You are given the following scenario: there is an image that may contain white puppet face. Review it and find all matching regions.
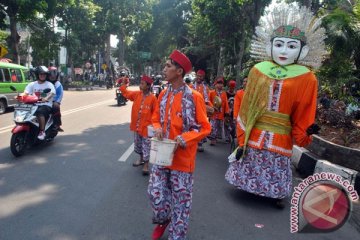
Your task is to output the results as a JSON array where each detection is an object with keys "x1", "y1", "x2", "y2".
[{"x1": 266, "y1": 37, "x2": 309, "y2": 66}]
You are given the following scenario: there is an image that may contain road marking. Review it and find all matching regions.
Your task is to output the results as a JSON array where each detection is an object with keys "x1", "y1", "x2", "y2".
[
  {"x1": 118, "y1": 143, "x2": 134, "y2": 162},
  {"x1": 0, "y1": 126, "x2": 13, "y2": 134},
  {"x1": 0, "y1": 99, "x2": 114, "y2": 134},
  {"x1": 62, "y1": 99, "x2": 113, "y2": 116}
]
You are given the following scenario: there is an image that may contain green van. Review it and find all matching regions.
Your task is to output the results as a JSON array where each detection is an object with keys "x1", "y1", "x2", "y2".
[{"x1": 0, "y1": 62, "x2": 32, "y2": 114}]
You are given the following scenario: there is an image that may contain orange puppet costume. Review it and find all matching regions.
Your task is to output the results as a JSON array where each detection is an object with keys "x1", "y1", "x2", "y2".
[{"x1": 225, "y1": 4, "x2": 328, "y2": 203}]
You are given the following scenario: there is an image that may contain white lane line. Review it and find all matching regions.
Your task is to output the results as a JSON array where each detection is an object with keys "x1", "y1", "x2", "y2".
[
  {"x1": 0, "y1": 126, "x2": 13, "y2": 132},
  {"x1": 62, "y1": 99, "x2": 113, "y2": 116},
  {"x1": 118, "y1": 143, "x2": 134, "y2": 162},
  {"x1": 0, "y1": 99, "x2": 114, "y2": 134}
]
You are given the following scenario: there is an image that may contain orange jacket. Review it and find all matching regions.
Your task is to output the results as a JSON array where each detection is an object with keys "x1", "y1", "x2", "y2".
[
  {"x1": 120, "y1": 85, "x2": 157, "y2": 137},
  {"x1": 233, "y1": 89, "x2": 245, "y2": 120},
  {"x1": 209, "y1": 90, "x2": 229, "y2": 120},
  {"x1": 192, "y1": 82, "x2": 211, "y2": 105},
  {"x1": 152, "y1": 87, "x2": 211, "y2": 173},
  {"x1": 237, "y1": 66, "x2": 317, "y2": 156}
]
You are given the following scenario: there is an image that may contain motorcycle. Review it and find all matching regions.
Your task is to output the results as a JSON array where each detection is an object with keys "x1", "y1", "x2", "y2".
[
  {"x1": 10, "y1": 86, "x2": 58, "y2": 157},
  {"x1": 115, "y1": 88, "x2": 127, "y2": 106},
  {"x1": 106, "y1": 77, "x2": 113, "y2": 89},
  {"x1": 152, "y1": 84, "x2": 162, "y2": 98}
]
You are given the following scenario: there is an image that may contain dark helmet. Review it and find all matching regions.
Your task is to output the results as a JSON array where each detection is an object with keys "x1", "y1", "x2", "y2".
[
  {"x1": 120, "y1": 71, "x2": 127, "y2": 77},
  {"x1": 48, "y1": 66, "x2": 59, "y2": 82},
  {"x1": 35, "y1": 66, "x2": 49, "y2": 79}
]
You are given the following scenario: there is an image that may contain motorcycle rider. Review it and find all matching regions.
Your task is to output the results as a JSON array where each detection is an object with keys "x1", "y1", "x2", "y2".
[
  {"x1": 23, "y1": 66, "x2": 56, "y2": 140},
  {"x1": 152, "y1": 74, "x2": 163, "y2": 97},
  {"x1": 116, "y1": 71, "x2": 129, "y2": 86},
  {"x1": 48, "y1": 66, "x2": 64, "y2": 132}
]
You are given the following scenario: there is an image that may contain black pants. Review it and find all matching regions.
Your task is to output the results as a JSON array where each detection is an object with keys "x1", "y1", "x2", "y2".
[
  {"x1": 52, "y1": 104, "x2": 62, "y2": 126},
  {"x1": 35, "y1": 105, "x2": 52, "y2": 120}
]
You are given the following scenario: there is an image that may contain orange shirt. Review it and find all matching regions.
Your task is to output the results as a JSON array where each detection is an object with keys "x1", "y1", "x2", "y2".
[
  {"x1": 237, "y1": 67, "x2": 317, "y2": 156},
  {"x1": 233, "y1": 89, "x2": 244, "y2": 120},
  {"x1": 152, "y1": 87, "x2": 211, "y2": 173},
  {"x1": 120, "y1": 85, "x2": 157, "y2": 137},
  {"x1": 209, "y1": 90, "x2": 229, "y2": 120}
]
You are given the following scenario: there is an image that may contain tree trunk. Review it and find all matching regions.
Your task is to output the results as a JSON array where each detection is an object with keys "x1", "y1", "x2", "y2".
[
  {"x1": 105, "y1": 34, "x2": 112, "y2": 76},
  {"x1": 235, "y1": 32, "x2": 246, "y2": 83},
  {"x1": 118, "y1": 31, "x2": 125, "y2": 67},
  {"x1": 8, "y1": 14, "x2": 20, "y2": 64},
  {"x1": 217, "y1": 45, "x2": 225, "y2": 76}
]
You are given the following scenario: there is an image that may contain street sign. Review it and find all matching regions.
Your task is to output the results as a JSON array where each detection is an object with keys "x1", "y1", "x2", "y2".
[
  {"x1": 101, "y1": 63, "x2": 107, "y2": 70},
  {"x1": 0, "y1": 45, "x2": 8, "y2": 58},
  {"x1": 139, "y1": 51, "x2": 151, "y2": 60}
]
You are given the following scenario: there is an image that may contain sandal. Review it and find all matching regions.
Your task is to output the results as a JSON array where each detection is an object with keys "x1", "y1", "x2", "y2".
[
  {"x1": 142, "y1": 169, "x2": 150, "y2": 176},
  {"x1": 132, "y1": 160, "x2": 145, "y2": 167},
  {"x1": 142, "y1": 162, "x2": 150, "y2": 175},
  {"x1": 152, "y1": 221, "x2": 170, "y2": 240},
  {"x1": 275, "y1": 199, "x2": 286, "y2": 209}
]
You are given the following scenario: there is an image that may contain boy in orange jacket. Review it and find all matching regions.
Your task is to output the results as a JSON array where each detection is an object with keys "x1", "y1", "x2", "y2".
[
  {"x1": 120, "y1": 75, "x2": 157, "y2": 175},
  {"x1": 149, "y1": 50, "x2": 211, "y2": 240},
  {"x1": 209, "y1": 76, "x2": 230, "y2": 145}
]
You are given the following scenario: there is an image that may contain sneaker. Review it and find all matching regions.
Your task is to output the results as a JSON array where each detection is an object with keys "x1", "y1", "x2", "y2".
[
  {"x1": 37, "y1": 131, "x2": 46, "y2": 140},
  {"x1": 198, "y1": 146, "x2": 204, "y2": 152},
  {"x1": 152, "y1": 221, "x2": 170, "y2": 240}
]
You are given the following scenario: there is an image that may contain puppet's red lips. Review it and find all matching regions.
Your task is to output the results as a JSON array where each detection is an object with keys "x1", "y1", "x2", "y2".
[{"x1": 279, "y1": 57, "x2": 288, "y2": 60}]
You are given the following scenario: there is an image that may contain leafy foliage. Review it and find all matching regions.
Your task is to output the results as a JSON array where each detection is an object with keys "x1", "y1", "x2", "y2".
[{"x1": 316, "y1": 1, "x2": 360, "y2": 102}]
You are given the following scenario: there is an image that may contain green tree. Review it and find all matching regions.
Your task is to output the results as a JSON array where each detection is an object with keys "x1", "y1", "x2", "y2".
[
  {"x1": 128, "y1": 0, "x2": 191, "y2": 75},
  {"x1": 189, "y1": 0, "x2": 271, "y2": 81},
  {"x1": 0, "y1": 0, "x2": 57, "y2": 64},
  {"x1": 316, "y1": 0, "x2": 360, "y2": 101},
  {"x1": 56, "y1": 0, "x2": 100, "y2": 74},
  {"x1": 28, "y1": 17, "x2": 61, "y2": 66},
  {"x1": 92, "y1": 0, "x2": 153, "y2": 75}
]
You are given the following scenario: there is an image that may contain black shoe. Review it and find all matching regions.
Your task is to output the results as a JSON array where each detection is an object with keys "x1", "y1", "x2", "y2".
[
  {"x1": 54, "y1": 125, "x2": 64, "y2": 132},
  {"x1": 275, "y1": 199, "x2": 285, "y2": 209}
]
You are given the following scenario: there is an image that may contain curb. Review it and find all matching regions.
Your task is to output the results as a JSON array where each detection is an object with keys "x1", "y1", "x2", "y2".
[{"x1": 291, "y1": 145, "x2": 360, "y2": 195}]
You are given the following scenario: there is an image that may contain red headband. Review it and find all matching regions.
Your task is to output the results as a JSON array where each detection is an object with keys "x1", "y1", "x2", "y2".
[
  {"x1": 141, "y1": 75, "x2": 153, "y2": 84},
  {"x1": 228, "y1": 80, "x2": 236, "y2": 88},
  {"x1": 169, "y1": 50, "x2": 192, "y2": 74},
  {"x1": 214, "y1": 76, "x2": 224, "y2": 86},
  {"x1": 196, "y1": 69, "x2": 205, "y2": 76}
]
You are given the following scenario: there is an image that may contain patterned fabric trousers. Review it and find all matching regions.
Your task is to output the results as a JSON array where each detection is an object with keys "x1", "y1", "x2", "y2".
[
  {"x1": 148, "y1": 165, "x2": 194, "y2": 240},
  {"x1": 224, "y1": 119, "x2": 236, "y2": 141},
  {"x1": 208, "y1": 119, "x2": 224, "y2": 140},
  {"x1": 134, "y1": 132, "x2": 151, "y2": 162}
]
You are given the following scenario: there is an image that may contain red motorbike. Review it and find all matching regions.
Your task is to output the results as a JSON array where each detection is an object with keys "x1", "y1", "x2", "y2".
[{"x1": 10, "y1": 86, "x2": 58, "y2": 157}]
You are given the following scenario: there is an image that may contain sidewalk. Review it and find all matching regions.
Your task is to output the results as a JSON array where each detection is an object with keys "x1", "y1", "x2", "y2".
[{"x1": 66, "y1": 85, "x2": 107, "y2": 91}]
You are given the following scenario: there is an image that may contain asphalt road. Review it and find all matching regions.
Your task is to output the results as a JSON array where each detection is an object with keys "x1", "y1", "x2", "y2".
[{"x1": 0, "y1": 88, "x2": 359, "y2": 240}]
